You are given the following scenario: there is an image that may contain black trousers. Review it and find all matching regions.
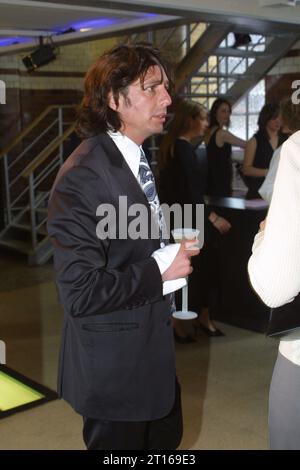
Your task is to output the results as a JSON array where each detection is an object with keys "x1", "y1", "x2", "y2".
[{"x1": 82, "y1": 379, "x2": 183, "y2": 450}]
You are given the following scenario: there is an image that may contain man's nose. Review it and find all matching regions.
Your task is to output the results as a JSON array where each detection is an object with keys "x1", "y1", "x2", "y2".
[{"x1": 160, "y1": 86, "x2": 172, "y2": 106}]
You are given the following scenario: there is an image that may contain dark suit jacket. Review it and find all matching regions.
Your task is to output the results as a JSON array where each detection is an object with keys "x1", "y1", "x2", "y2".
[{"x1": 47, "y1": 133, "x2": 175, "y2": 421}]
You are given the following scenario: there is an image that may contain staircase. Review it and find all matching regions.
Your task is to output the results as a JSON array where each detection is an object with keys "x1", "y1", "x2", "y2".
[
  {"x1": 0, "y1": 105, "x2": 75, "y2": 265},
  {"x1": 182, "y1": 28, "x2": 299, "y2": 109},
  {"x1": 126, "y1": 22, "x2": 299, "y2": 109}
]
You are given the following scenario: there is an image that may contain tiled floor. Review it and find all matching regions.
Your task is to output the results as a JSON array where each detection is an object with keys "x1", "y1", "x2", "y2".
[
  {"x1": 0, "y1": 251, "x2": 54, "y2": 292},
  {"x1": 0, "y1": 252, "x2": 279, "y2": 449}
]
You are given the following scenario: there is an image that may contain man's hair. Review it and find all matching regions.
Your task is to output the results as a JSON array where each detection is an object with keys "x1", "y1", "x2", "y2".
[{"x1": 76, "y1": 43, "x2": 172, "y2": 139}]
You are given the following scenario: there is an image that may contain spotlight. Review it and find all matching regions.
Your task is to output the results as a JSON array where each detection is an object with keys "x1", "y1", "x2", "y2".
[
  {"x1": 232, "y1": 33, "x2": 252, "y2": 49},
  {"x1": 22, "y1": 38, "x2": 56, "y2": 72},
  {"x1": 57, "y1": 27, "x2": 76, "y2": 35}
]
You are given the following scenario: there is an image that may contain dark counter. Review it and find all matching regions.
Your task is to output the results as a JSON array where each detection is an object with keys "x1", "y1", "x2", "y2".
[{"x1": 206, "y1": 196, "x2": 270, "y2": 333}]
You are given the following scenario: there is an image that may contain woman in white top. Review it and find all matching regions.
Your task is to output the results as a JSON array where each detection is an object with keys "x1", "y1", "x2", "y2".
[{"x1": 248, "y1": 129, "x2": 300, "y2": 449}]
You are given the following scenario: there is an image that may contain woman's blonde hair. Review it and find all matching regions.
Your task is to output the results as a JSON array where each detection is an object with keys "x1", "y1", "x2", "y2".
[{"x1": 157, "y1": 98, "x2": 206, "y2": 170}]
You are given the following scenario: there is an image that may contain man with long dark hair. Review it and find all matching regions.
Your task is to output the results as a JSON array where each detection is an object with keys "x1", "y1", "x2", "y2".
[{"x1": 47, "y1": 43, "x2": 199, "y2": 450}]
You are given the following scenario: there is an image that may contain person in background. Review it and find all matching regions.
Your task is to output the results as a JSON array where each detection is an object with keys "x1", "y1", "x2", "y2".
[
  {"x1": 248, "y1": 128, "x2": 300, "y2": 449},
  {"x1": 47, "y1": 43, "x2": 200, "y2": 450},
  {"x1": 204, "y1": 97, "x2": 246, "y2": 198},
  {"x1": 158, "y1": 98, "x2": 231, "y2": 340},
  {"x1": 242, "y1": 102, "x2": 287, "y2": 200},
  {"x1": 259, "y1": 98, "x2": 300, "y2": 203}
]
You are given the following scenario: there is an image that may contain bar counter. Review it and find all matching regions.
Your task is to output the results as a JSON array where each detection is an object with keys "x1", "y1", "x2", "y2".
[{"x1": 205, "y1": 196, "x2": 270, "y2": 333}]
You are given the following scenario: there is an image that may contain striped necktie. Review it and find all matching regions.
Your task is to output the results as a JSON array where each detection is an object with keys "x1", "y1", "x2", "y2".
[
  {"x1": 138, "y1": 148, "x2": 166, "y2": 245},
  {"x1": 138, "y1": 148, "x2": 176, "y2": 313}
]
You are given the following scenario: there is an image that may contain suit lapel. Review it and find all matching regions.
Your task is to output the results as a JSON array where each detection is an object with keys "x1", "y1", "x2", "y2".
[
  {"x1": 96, "y1": 134, "x2": 160, "y2": 245},
  {"x1": 99, "y1": 133, "x2": 148, "y2": 207}
]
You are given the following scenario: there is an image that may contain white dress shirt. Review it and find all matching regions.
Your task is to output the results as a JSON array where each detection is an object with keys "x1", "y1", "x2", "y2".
[{"x1": 108, "y1": 131, "x2": 186, "y2": 295}]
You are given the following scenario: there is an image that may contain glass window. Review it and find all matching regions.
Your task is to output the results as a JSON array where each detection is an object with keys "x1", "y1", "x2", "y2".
[
  {"x1": 248, "y1": 114, "x2": 259, "y2": 139},
  {"x1": 230, "y1": 115, "x2": 247, "y2": 140},
  {"x1": 233, "y1": 98, "x2": 247, "y2": 114},
  {"x1": 249, "y1": 80, "x2": 265, "y2": 113}
]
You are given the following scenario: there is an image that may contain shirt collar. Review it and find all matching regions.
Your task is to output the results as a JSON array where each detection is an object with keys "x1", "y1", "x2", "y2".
[{"x1": 108, "y1": 131, "x2": 142, "y2": 179}]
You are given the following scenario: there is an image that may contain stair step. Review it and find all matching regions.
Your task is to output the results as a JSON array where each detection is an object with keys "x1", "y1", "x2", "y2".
[
  {"x1": 214, "y1": 48, "x2": 269, "y2": 58},
  {"x1": 11, "y1": 222, "x2": 32, "y2": 232},
  {"x1": 28, "y1": 237, "x2": 53, "y2": 266},
  {"x1": 35, "y1": 207, "x2": 48, "y2": 214},
  {"x1": 11, "y1": 222, "x2": 47, "y2": 236},
  {"x1": 193, "y1": 72, "x2": 255, "y2": 80},
  {"x1": 182, "y1": 92, "x2": 226, "y2": 98},
  {"x1": 0, "y1": 238, "x2": 31, "y2": 254}
]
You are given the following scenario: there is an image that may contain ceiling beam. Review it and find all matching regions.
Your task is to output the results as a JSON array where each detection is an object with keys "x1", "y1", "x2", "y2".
[
  {"x1": 0, "y1": 15, "x2": 182, "y2": 56},
  {"x1": 103, "y1": 0, "x2": 300, "y2": 33}
]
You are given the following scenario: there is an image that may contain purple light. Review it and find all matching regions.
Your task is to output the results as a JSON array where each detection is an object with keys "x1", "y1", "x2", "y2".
[
  {"x1": 142, "y1": 13, "x2": 157, "y2": 18},
  {"x1": 59, "y1": 17, "x2": 118, "y2": 33},
  {"x1": 59, "y1": 13, "x2": 160, "y2": 32},
  {"x1": 0, "y1": 37, "x2": 33, "y2": 47},
  {"x1": 0, "y1": 13, "x2": 162, "y2": 48}
]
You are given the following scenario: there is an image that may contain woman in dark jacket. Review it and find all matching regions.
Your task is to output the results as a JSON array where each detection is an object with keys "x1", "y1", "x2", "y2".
[
  {"x1": 205, "y1": 97, "x2": 246, "y2": 197},
  {"x1": 242, "y1": 102, "x2": 286, "y2": 199},
  {"x1": 158, "y1": 99, "x2": 231, "y2": 341}
]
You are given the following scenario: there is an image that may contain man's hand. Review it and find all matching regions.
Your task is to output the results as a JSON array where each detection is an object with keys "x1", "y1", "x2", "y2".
[{"x1": 162, "y1": 239, "x2": 200, "y2": 281}]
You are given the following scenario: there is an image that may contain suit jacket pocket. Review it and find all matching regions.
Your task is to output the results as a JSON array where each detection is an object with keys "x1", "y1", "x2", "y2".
[{"x1": 82, "y1": 322, "x2": 139, "y2": 333}]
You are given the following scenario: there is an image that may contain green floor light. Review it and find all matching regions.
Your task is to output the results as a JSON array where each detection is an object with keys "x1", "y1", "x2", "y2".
[{"x1": 0, "y1": 365, "x2": 57, "y2": 418}]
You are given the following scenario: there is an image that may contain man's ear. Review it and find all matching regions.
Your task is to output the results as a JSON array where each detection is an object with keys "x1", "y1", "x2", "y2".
[{"x1": 108, "y1": 91, "x2": 118, "y2": 111}]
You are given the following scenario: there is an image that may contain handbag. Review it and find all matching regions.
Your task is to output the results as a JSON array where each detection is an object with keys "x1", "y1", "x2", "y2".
[{"x1": 266, "y1": 292, "x2": 300, "y2": 337}]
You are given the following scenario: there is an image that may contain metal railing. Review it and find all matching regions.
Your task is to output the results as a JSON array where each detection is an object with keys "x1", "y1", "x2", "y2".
[
  {"x1": 0, "y1": 105, "x2": 75, "y2": 259},
  {"x1": 21, "y1": 123, "x2": 75, "y2": 248},
  {"x1": 0, "y1": 105, "x2": 75, "y2": 226}
]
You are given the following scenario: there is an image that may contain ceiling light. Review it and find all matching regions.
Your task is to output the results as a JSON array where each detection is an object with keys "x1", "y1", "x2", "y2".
[
  {"x1": 22, "y1": 37, "x2": 56, "y2": 72},
  {"x1": 259, "y1": 0, "x2": 297, "y2": 6}
]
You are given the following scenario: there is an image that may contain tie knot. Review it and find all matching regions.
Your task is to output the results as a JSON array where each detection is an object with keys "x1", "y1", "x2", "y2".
[{"x1": 139, "y1": 148, "x2": 149, "y2": 165}]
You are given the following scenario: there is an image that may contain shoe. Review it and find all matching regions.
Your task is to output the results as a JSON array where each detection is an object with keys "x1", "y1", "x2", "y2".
[
  {"x1": 174, "y1": 332, "x2": 197, "y2": 344},
  {"x1": 197, "y1": 324, "x2": 225, "y2": 337}
]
